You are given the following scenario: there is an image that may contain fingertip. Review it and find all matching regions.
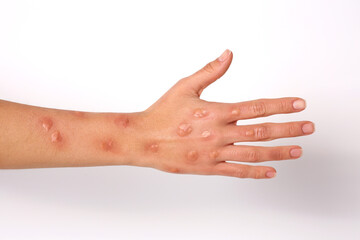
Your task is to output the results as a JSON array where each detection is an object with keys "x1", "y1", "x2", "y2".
[
  {"x1": 293, "y1": 98, "x2": 306, "y2": 110},
  {"x1": 290, "y1": 147, "x2": 303, "y2": 158},
  {"x1": 302, "y1": 122, "x2": 315, "y2": 134},
  {"x1": 265, "y1": 170, "x2": 277, "y2": 178},
  {"x1": 217, "y1": 49, "x2": 232, "y2": 62}
]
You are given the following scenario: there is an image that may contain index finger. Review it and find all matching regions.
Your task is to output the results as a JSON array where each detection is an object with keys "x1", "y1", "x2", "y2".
[{"x1": 224, "y1": 97, "x2": 306, "y2": 123}]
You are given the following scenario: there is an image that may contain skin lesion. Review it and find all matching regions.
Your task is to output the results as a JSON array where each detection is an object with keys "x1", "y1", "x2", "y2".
[
  {"x1": 201, "y1": 130, "x2": 211, "y2": 139},
  {"x1": 101, "y1": 139, "x2": 116, "y2": 152},
  {"x1": 114, "y1": 114, "x2": 130, "y2": 128},
  {"x1": 50, "y1": 130, "x2": 62, "y2": 143},
  {"x1": 231, "y1": 109, "x2": 240, "y2": 116},
  {"x1": 209, "y1": 151, "x2": 219, "y2": 160},
  {"x1": 39, "y1": 117, "x2": 53, "y2": 132},
  {"x1": 193, "y1": 108, "x2": 209, "y2": 118},
  {"x1": 162, "y1": 165, "x2": 180, "y2": 174},
  {"x1": 245, "y1": 130, "x2": 254, "y2": 136},
  {"x1": 176, "y1": 122, "x2": 192, "y2": 137},
  {"x1": 145, "y1": 142, "x2": 159, "y2": 153},
  {"x1": 186, "y1": 150, "x2": 199, "y2": 163},
  {"x1": 70, "y1": 111, "x2": 87, "y2": 119},
  {"x1": 39, "y1": 116, "x2": 65, "y2": 146}
]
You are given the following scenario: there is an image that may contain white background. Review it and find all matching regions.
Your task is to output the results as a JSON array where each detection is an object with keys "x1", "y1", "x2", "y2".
[{"x1": 0, "y1": 0, "x2": 359, "y2": 239}]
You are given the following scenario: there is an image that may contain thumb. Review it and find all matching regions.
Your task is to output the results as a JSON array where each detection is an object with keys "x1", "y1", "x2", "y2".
[{"x1": 181, "y1": 49, "x2": 233, "y2": 97}]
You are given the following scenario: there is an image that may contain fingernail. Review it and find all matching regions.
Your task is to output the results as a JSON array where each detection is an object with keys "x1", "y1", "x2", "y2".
[
  {"x1": 218, "y1": 49, "x2": 231, "y2": 62},
  {"x1": 302, "y1": 123, "x2": 314, "y2": 134},
  {"x1": 266, "y1": 171, "x2": 276, "y2": 178},
  {"x1": 293, "y1": 99, "x2": 306, "y2": 110},
  {"x1": 290, "y1": 148, "x2": 302, "y2": 158}
]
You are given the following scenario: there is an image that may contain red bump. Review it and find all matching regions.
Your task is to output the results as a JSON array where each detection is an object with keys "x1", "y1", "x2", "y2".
[
  {"x1": 209, "y1": 151, "x2": 219, "y2": 160},
  {"x1": 72, "y1": 111, "x2": 86, "y2": 118},
  {"x1": 193, "y1": 108, "x2": 209, "y2": 118},
  {"x1": 40, "y1": 117, "x2": 53, "y2": 132},
  {"x1": 177, "y1": 123, "x2": 192, "y2": 137},
  {"x1": 147, "y1": 143, "x2": 159, "y2": 153},
  {"x1": 187, "y1": 150, "x2": 199, "y2": 163},
  {"x1": 51, "y1": 130, "x2": 62, "y2": 143},
  {"x1": 102, "y1": 139, "x2": 114, "y2": 152},
  {"x1": 114, "y1": 115, "x2": 130, "y2": 128}
]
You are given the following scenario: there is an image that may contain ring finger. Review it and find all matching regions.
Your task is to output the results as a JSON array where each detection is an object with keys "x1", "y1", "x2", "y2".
[{"x1": 223, "y1": 121, "x2": 314, "y2": 144}]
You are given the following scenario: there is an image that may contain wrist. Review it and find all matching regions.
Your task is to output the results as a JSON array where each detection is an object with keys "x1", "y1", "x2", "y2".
[{"x1": 101, "y1": 111, "x2": 150, "y2": 168}]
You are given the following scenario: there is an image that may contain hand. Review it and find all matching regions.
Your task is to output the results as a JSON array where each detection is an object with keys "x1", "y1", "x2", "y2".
[{"x1": 135, "y1": 49, "x2": 315, "y2": 179}]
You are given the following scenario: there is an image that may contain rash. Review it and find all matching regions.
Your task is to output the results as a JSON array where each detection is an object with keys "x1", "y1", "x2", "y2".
[{"x1": 177, "y1": 123, "x2": 192, "y2": 137}]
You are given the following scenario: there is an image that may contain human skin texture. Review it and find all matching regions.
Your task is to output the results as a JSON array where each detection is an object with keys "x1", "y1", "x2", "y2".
[{"x1": 0, "y1": 49, "x2": 315, "y2": 178}]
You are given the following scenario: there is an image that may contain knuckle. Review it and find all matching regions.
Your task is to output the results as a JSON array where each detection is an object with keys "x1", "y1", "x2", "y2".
[
  {"x1": 279, "y1": 100, "x2": 291, "y2": 112},
  {"x1": 271, "y1": 149, "x2": 285, "y2": 160},
  {"x1": 233, "y1": 167, "x2": 248, "y2": 178},
  {"x1": 247, "y1": 150, "x2": 261, "y2": 162},
  {"x1": 288, "y1": 123, "x2": 299, "y2": 136},
  {"x1": 254, "y1": 170, "x2": 262, "y2": 179},
  {"x1": 251, "y1": 101, "x2": 267, "y2": 117},
  {"x1": 202, "y1": 62, "x2": 216, "y2": 74},
  {"x1": 254, "y1": 126, "x2": 270, "y2": 140}
]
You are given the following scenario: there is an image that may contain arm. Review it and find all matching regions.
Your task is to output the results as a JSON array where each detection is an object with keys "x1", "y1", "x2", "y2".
[{"x1": 0, "y1": 49, "x2": 315, "y2": 178}]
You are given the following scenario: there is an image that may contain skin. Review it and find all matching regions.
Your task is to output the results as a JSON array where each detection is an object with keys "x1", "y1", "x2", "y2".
[{"x1": 0, "y1": 49, "x2": 315, "y2": 179}]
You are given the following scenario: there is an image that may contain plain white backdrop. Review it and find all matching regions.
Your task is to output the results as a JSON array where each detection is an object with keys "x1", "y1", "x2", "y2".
[{"x1": 0, "y1": 0, "x2": 359, "y2": 239}]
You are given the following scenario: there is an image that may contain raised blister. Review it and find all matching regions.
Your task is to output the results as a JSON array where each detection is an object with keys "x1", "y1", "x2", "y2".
[
  {"x1": 51, "y1": 131, "x2": 62, "y2": 143},
  {"x1": 40, "y1": 117, "x2": 53, "y2": 132},
  {"x1": 245, "y1": 130, "x2": 254, "y2": 136},
  {"x1": 72, "y1": 111, "x2": 86, "y2": 118},
  {"x1": 209, "y1": 151, "x2": 219, "y2": 160},
  {"x1": 177, "y1": 123, "x2": 192, "y2": 137},
  {"x1": 114, "y1": 115, "x2": 130, "y2": 128},
  {"x1": 201, "y1": 130, "x2": 211, "y2": 138},
  {"x1": 187, "y1": 150, "x2": 199, "y2": 162},
  {"x1": 102, "y1": 139, "x2": 114, "y2": 152},
  {"x1": 148, "y1": 143, "x2": 159, "y2": 153},
  {"x1": 193, "y1": 108, "x2": 209, "y2": 118},
  {"x1": 231, "y1": 109, "x2": 240, "y2": 115}
]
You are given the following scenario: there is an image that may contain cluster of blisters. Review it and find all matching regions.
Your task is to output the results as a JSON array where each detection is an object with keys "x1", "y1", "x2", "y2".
[{"x1": 40, "y1": 117, "x2": 62, "y2": 144}]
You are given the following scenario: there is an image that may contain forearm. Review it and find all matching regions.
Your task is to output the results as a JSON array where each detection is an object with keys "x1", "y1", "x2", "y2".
[{"x1": 0, "y1": 99, "x2": 145, "y2": 169}]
